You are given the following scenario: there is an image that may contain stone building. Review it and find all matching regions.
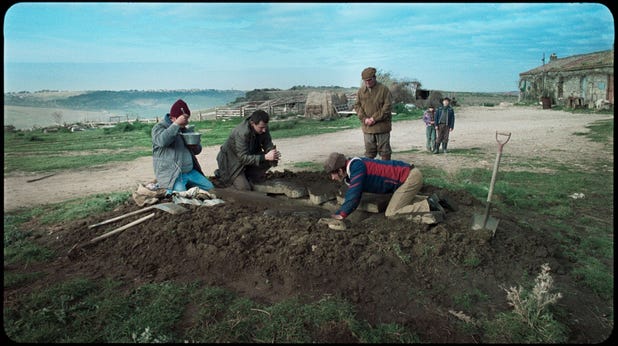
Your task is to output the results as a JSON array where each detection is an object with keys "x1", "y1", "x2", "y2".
[{"x1": 518, "y1": 49, "x2": 613, "y2": 109}]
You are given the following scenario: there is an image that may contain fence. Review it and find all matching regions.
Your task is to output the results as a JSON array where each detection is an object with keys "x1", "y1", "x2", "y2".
[{"x1": 215, "y1": 108, "x2": 244, "y2": 118}]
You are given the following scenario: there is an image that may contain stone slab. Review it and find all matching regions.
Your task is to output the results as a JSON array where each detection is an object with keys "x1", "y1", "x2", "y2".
[
  {"x1": 252, "y1": 179, "x2": 308, "y2": 198},
  {"x1": 336, "y1": 192, "x2": 392, "y2": 213}
]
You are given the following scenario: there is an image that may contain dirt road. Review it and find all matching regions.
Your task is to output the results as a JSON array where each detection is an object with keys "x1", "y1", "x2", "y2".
[{"x1": 3, "y1": 105, "x2": 612, "y2": 212}]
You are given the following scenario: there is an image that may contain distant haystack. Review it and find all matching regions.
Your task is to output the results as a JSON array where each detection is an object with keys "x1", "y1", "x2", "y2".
[{"x1": 304, "y1": 92, "x2": 348, "y2": 120}]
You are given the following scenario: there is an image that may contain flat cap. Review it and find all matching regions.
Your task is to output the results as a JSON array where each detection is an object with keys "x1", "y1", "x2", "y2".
[
  {"x1": 361, "y1": 67, "x2": 376, "y2": 80},
  {"x1": 324, "y1": 152, "x2": 347, "y2": 172}
]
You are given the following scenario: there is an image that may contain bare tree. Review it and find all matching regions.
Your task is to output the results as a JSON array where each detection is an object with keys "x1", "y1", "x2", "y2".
[
  {"x1": 375, "y1": 70, "x2": 418, "y2": 104},
  {"x1": 51, "y1": 111, "x2": 63, "y2": 125}
]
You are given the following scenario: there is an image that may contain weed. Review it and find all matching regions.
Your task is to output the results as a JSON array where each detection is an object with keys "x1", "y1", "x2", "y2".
[
  {"x1": 453, "y1": 288, "x2": 489, "y2": 311},
  {"x1": 485, "y1": 263, "x2": 567, "y2": 343},
  {"x1": 392, "y1": 243, "x2": 411, "y2": 264},
  {"x1": 421, "y1": 244, "x2": 435, "y2": 259},
  {"x1": 131, "y1": 327, "x2": 170, "y2": 343},
  {"x1": 463, "y1": 251, "x2": 482, "y2": 267}
]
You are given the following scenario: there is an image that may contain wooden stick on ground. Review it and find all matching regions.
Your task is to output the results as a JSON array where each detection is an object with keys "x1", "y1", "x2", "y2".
[
  {"x1": 89, "y1": 212, "x2": 155, "y2": 244},
  {"x1": 26, "y1": 173, "x2": 56, "y2": 183}
]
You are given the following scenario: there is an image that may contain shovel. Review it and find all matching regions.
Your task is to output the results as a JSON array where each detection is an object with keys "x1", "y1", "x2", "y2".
[
  {"x1": 472, "y1": 131, "x2": 511, "y2": 236},
  {"x1": 88, "y1": 202, "x2": 188, "y2": 229},
  {"x1": 68, "y1": 202, "x2": 188, "y2": 258}
]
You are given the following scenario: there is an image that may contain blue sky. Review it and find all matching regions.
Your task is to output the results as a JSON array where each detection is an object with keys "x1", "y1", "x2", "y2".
[{"x1": 3, "y1": 2, "x2": 614, "y2": 92}]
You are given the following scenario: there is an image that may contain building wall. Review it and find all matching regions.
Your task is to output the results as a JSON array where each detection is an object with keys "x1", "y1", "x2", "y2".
[{"x1": 519, "y1": 67, "x2": 613, "y2": 108}]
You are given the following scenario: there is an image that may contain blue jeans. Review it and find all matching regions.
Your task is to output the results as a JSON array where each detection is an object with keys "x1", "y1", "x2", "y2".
[{"x1": 166, "y1": 169, "x2": 214, "y2": 195}]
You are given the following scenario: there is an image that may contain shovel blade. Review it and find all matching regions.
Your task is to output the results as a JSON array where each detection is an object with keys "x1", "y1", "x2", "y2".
[
  {"x1": 471, "y1": 213, "x2": 500, "y2": 233},
  {"x1": 153, "y1": 202, "x2": 189, "y2": 215}
]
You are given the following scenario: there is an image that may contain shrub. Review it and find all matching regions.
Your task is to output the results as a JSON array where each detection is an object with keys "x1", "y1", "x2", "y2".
[{"x1": 484, "y1": 263, "x2": 567, "y2": 343}]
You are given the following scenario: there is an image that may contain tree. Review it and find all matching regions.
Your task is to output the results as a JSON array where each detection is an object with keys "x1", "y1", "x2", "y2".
[
  {"x1": 375, "y1": 69, "x2": 419, "y2": 104},
  {"x1": 51, "y1": 111, "x2": 63, "y2": 125}
]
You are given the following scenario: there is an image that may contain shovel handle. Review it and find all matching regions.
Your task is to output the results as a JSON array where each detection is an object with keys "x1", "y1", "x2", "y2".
[
  {"x1": 88, "y1": 205, "x2": 155, "y2": 229},
  {"x1": 89, "y1": 212, "x2": 155, "y2": 244},
  {"x1": 496, "y1": 131, "x2": 511, "y2": 150}
]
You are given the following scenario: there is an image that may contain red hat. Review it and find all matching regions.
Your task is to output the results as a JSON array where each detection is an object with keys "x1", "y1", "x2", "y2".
[{"x1": 170, "y1": 99, "x2": 190, "y2": 118}]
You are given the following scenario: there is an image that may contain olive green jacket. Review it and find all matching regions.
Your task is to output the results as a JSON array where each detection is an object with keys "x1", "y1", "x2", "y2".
[
  {"x1": 216, "y1": 117, "x2": 276, "y2": 186},
  {"x1": 354, "y1": 82, "x2": 393, "y2": 134}
]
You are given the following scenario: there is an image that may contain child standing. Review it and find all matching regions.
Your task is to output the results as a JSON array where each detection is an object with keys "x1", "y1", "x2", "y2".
[{"x1": 422, "y1": 106, "x2": 436, "y2": 152}]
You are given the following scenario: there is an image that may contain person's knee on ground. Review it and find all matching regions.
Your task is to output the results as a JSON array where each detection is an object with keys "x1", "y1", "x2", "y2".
[
  {"x1": 385, "y1": 195, "x2": 430, "y2": 217},
  {"x1": 384, "y1": 168, "x2": 423, "y2": 216},
  {"x1": 185, "y1": 169, "x2": 214, "y2": 191},
  {"x1": 232, "y1": 173, "x2": 252, "y2": 191}
]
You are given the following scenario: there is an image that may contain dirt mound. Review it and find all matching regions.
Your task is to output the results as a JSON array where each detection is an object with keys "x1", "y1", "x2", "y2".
[{"x1": 9, "y1": 170, "x2": 607, "y2": 343}]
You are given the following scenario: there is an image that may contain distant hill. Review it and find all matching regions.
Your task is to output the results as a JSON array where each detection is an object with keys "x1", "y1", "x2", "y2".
[
  {"x1": 4, "y1": 87, "x2": 520, "y2": 130},
  {"x1": 4, "y1": 89, "x2": 246, "y2": 116}
]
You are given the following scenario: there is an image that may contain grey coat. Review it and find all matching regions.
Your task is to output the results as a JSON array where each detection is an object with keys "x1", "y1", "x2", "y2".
[
  {"x1": 216, "y1": 117, "x2": 275, "y2": 186},
  {"x1": 151, "y1": 114, "x2": 203, "y2": 189}
]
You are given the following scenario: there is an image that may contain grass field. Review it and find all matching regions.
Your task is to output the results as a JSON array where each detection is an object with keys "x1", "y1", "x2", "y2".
[{"x1": 3, "y1": 108, "x2": 422, "y2": 174}]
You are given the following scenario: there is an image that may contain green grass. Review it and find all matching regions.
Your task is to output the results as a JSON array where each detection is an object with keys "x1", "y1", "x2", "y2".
[
  {"x1": 291, "y1": 161, "x2": 323, "y2": 171},
  {"x1": 392, "y1": 243, "x2": 412, "y2": 264},
  {"x1": 4, "y1": 271, "x2": 46, "y2": 289},
  {"x1": 4, "y1": 278, "x2": 192, "y2": 343},
  {"x1": 573, "y1": 118, "x2": 613, "y2": 143},
  {"x1": 4, "y1": 214, "x2": 55, "y2": 266},
  {"x1": 453, "y1": 288, "x2": 489, "y2": 311},
  {"x1": 3, "y1": 109, "x2": 422, "y2": 174},
  {"x1": 483, "y1": 308, "x2": 568, "y2": 343},
  {"x1": 462, "y1": 250, "x2": 482, "y2": 268},
  {"x1": 7, "y1": 192, "x2": 131, "y2": 225},
  {"x1": 4, "y1": 276, "x2": 420, "y2": 343}
]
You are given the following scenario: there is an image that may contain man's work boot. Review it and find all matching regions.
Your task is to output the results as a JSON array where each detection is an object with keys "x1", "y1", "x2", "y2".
[
  {"x1": 433, "y1": 143, "x2": 440, "y2": 154},
  {"x1": 427, "y1": 194, "x2": 446, "y2": 218},
  {"x1": 437, "y1": 192, "x2": 458, "y2": 212},
  {"x1": 442, "y1": 142, "x2": 448, "y2": 154},
  {"x1": 380, "y1": 154, "x2": 391, "y2": 161}
]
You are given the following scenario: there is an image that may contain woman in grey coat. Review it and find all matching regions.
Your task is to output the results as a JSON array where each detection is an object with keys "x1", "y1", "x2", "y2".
[
  {"x1": 215, "y1": 110, "x2": 280, "y2": 190},
  {"x1": 152, "y1": 99, "x2": 214, "y2": 194}
]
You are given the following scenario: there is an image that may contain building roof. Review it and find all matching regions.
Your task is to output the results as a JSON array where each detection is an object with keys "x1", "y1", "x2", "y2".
[
  {"x1": 257, "y1": 95, "x2": 307, "y2": 108},
  {"x1": 519, "y1": 49, "x2": 613, "y2": 76}
]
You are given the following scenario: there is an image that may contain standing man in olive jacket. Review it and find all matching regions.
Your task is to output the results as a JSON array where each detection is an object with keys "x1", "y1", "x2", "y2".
[
  {"x1": 215, "y1": 110, "x2": 281, "y2": 190},
  {"x1": 354, "y1": 67, "x2": 394, "y2": 161}
]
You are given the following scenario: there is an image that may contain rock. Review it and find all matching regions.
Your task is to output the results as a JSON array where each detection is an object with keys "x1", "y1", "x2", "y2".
[
  {"x1": 253, "y1": 179, "x2": 307, "y2": 198},
  {"x1": 336, "y1": 192, "x2": 391, "y2": 213}
]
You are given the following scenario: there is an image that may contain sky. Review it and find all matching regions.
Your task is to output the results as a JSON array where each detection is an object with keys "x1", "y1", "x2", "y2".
[{"x1": 3, "y1": 2, "x2": 615, "y2": 93}]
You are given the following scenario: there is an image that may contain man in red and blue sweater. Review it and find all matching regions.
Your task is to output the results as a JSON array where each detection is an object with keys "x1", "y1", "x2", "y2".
[{"x1": 324, "y1": 152, "x2": 436, "y2": 220}]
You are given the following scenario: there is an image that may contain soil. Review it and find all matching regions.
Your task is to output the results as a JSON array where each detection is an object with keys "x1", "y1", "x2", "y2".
[{"x1": 3, "y1": 105, "x2": 614, "y2": 342}]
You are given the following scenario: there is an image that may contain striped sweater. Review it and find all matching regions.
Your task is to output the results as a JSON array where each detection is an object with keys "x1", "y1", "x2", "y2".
[{"x1": 335, "y1": 157, "x2": 412, "y2": 218}]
